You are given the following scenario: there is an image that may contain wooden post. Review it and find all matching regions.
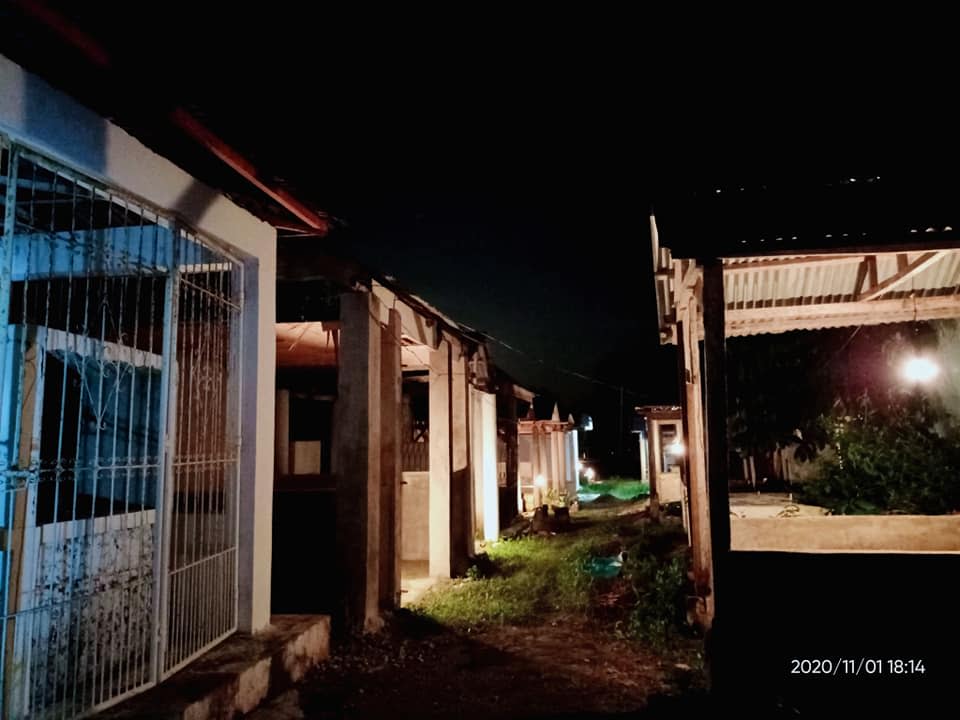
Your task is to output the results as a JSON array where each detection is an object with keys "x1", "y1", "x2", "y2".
[
  {"x1": 701, "y1": 258, "x2": 731, "y2": 696},
  {"x1": 3, "y1": 328, "x2": 43, "y2": 715},
  {"x1": 678, "y1": 302, "x2": 712, "y2": 622},
  {"x1": 702, "y1": 259, "x2": 731, "y2": 566}
]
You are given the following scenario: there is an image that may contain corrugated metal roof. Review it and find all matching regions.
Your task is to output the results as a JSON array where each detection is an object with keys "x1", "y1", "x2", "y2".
[{"x1": 654, "y1": 244, "x2": 960, "y2": 341}]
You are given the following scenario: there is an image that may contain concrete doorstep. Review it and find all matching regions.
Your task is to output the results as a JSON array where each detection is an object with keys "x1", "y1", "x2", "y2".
[{"x1": 99, "y1": 616, "x2": 330, "y2": 720}]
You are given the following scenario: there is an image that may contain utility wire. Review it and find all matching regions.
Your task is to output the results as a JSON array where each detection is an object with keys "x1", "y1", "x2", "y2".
[{"x1": 468, "y1": 327, "x2": 646, "y2": 398}]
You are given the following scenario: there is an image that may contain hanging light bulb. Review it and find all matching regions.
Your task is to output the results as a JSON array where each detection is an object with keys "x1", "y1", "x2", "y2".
[{"x1": 901, "y1": 355, "x2": 940, "y2": 384}]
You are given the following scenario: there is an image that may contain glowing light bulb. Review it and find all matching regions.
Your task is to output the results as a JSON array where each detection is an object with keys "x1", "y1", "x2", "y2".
[
  {"x1": 666, "y1": 440, "x2": 685, "y2": 456},
  {"x1": 901, "y1": 355, "x2": 940, "y2": 384}
]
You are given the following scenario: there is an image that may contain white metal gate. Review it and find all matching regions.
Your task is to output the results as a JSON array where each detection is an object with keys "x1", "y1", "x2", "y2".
[
  {"x1": 0, "y1": 138, "x2": 243, "y2": 718},
  {"x1": 160, "y1": 229, "x2": 242, "y2": 677}
]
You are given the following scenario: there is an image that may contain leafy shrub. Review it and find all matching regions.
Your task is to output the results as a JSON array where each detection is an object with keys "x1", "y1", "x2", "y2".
[
  {"x1": 801, "y1": 393, "x2": 960, "y2": 514},
  {"x1": 623, "y1": 554, "x2": 689, "y2": 647}
]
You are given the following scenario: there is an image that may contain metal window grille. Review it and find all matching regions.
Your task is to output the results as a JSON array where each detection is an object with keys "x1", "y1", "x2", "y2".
[{"x1": 0, "y1": 138, "x2": 244, "y2": 719}]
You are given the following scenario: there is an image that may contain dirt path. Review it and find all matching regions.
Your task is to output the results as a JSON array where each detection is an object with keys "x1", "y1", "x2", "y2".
[
  {"x1": 251, "y1": 612, "x2": 706, "y2": 719},
  {"x1": 252, "y1": 502, "x2": 709, "y2": 718}
]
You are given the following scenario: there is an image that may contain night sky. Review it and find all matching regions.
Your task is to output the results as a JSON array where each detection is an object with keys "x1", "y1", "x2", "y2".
[{"x1": 3, "y1": 3, "x2": 950, "y2": 462}]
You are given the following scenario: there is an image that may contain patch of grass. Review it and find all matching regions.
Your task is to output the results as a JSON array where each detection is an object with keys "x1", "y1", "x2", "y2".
[
  {"x1": 622, "y1": 553, "x2": 689, "y2": 648},
  {"x1": 581, "y1": 476, "x2": 650, "y2": 500},
  {"x1": 413, "y1": 509, "x2": 693, "y2": 652},
  {"x1": 414, "y1": 515, "x2": 617, "y2": 629}
]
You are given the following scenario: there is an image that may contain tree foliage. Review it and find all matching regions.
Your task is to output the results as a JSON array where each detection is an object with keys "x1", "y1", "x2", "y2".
[{"x1": 726, "y1": 331, "x2": 833, "y2": 462}]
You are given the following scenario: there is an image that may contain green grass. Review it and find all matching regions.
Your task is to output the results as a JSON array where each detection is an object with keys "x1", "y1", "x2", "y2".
[
  {"x1": 412, "y1": 507, "x2": 690, "y2": 647},
  {"x1": 580, "y1": 477, "x2": 650, "y2": 501},
  {"x1": 413, "y1": 521, "x2": 605, "y2": 628}
]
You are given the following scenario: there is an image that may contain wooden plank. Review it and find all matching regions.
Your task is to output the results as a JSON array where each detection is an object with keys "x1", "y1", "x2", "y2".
[
  {"x1": 723, "y1": 254, "x2": 865, "y2": 273},
  {"x1": 4, "y1": 330, "x2": 43, "y2": 714},
  {"x1": 727, "y1": 292, "x2": 960, "y2": 326}
]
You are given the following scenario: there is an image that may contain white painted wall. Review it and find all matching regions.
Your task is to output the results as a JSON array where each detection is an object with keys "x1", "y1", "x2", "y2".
[{"x1": 0, "y1": 54, "x2": 277, "y2": 632}]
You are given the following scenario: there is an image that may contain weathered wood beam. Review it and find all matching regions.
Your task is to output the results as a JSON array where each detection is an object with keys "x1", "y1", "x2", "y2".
[
  {"x1": 867, "y1": 255, "x2": 878, "y2": 290},
  {"x1": 853, "y1": 255, "x2": 871, "y2": 298},
  {"x1": 859, "y1": 251, "x2": 944, "y2": 301},
  {"x1": 726, "y1": 293, "x2": 960, "y2": 335},
  {"x1": 701, "y1": 259, "x2": 729, "y2": 633},
  {"x1": 723, "y1": 254, "x2": 865, "y2": 273}
]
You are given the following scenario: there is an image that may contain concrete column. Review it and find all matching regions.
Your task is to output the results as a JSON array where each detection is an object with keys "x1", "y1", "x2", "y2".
[
  {"x1": 478, "y1": 390, "x2": 498, "y2": 541},
  {"x1": 640, "y1": 428, "x2": 650, "y2": 484},
  {"x1": 648, "y1": 420, "x2": 661, "y2": 520},
  {"x1": 429, "y1": 340, "x2": 451, "y2": 577},
  {"x1": 570, "y1": 430, "x2": 580, "y2": 492},
  {"x1": 537, "y1": 427, "x2": 550, "y2": 498},
  {"x1": 470, "y1": 387, "x2": 483, "y2": 537},
  {"x1": 275, "y1": 388, "x2": 290, "y2": 476},
  {"x1": 379, "y1": 308, "x2": 402, "y2": 609},
  {"x1": 564, "y1": 430, "x2": 577, "y2": 494},
  {"x1": 238, "y1": 255, "x2": 275, "y2": 633},
  {"x1": 450, "y1": 342, "x2": 471, "y2": 574},
  {"x1": 332, "y1": 292, "x2": 382, "y2": 632},
  {"x1": 550, "y1": 430, "x2": 565, "y2": 495}
]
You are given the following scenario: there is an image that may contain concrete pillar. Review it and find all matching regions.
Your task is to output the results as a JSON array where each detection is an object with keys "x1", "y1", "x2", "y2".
[
  {"x1": 379, "y1": 308, "x2": 402, "y2": 609},
  {"x1": 640, "y1": 427, "x2": 650, "y2": 484},
  {"x1": 570, "y1": 430, "x2": 580, "y2": 492},
  {"x1": 475, "y1": 390, "x2": 498, "y2": 541},
  {"x1": 332, "y1": 292, "x2": 382, "y2": 632},
  {"x1": 275, "y1": 388, "x2": 290, "y2": 476},
  {"x1": 429, "y1": 340, "x2": 451, "y2": 577},
  {"x1": 550, "y1": 430, "x2": 565, "y2": 495},
  {"x1": 564, "y1": 430, "x2": 577, "y2": 494},
  {"x1": 648, "y1": 419, "x2": 661, "y2": 520},
  {"x1": 238, "y1": 255, "x2": 275, "y2": 634},
  {"x1": 450, "y1": 342, "x2": 471, "y2": 574},
  {"x1": 536, "y1": 426, "x2": 549, "y2": 499},
  {"x1": 470, "y1": 387, "x2": 484, "y2": 537}
]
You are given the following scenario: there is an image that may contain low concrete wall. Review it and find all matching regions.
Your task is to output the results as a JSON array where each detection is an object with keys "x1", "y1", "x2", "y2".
[
  {"x1": 401, "y1": 471, "x2": 429, "y2": 561},
  {"x1": 731, "y1": 515, "x2": 960, "y2": 553},
  {"x1": 101, "y1": 615, "x2": 330, "y2": 720},
  {"x1": 658, "y1": 471, "x2": 683, "y2": 504}
]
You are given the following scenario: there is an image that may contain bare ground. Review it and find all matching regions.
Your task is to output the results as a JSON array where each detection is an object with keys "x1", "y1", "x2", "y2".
[{"x1": 251, "y1": 611, "x2": 708, "y2": 719}]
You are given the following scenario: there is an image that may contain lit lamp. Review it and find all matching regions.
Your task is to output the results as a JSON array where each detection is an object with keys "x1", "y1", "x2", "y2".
[
  {"x1": 534, "y1": 474, "x2": 546, "y2": 506},
  {"x1": 666, "y1": 439, "x2": 685, "y2": 456},
  {"x1": 901, "y1": 355, "x2": 940, "y2": 384}
]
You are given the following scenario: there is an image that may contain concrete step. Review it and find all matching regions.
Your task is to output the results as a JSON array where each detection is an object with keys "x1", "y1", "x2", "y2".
[{"x1": 98, "y1": 615, "x2": 330, "y2": 720}]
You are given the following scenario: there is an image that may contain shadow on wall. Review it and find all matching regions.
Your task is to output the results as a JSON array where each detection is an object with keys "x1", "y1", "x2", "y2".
[{"x1": 22, "y1": 68, "x2": 222, "y2": 224}]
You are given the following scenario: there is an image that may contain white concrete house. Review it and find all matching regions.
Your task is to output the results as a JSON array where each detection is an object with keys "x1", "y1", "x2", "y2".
[{"x1": 0, "y1": 53, "x2": 277, "y2": 718}]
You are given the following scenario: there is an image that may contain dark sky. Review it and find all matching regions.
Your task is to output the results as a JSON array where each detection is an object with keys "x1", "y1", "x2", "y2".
[{"x1": 4, "y1": 2, "x2": 951, "y2": 457}]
